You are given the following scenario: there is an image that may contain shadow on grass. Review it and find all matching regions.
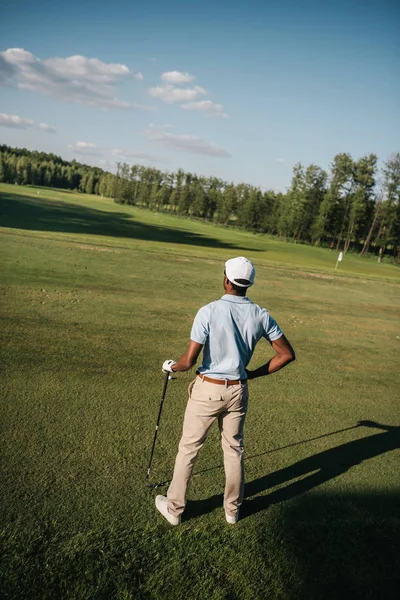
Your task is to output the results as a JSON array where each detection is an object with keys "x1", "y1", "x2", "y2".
[
  {"x1": 257, "y1": 489, "x2": 400, "y2": 600},
  {"x1": 186, "y1": 420, "x2": 399, "y2": 517},
  {"x1": 0, "y1": 191, "x2": 257, "y2": 251},
  {"x1": 183, "y1": 420, "x2": 400, "y2": 598},
  {"x1": 1, "y1": 421, "x2": 399, "y2": 599},
  {"x1": 193, "y1": 423, "x2": 362, "y2": 478}
]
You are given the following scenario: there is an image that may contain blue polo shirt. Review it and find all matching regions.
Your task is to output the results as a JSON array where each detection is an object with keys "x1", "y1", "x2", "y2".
[{"x1": 190, "y1": 294, "x2": 283, "y2": 380}]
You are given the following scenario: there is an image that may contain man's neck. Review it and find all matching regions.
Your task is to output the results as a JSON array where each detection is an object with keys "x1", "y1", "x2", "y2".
[{"x1": 225, "y1": 290, "x2": 247, "y2": 298}]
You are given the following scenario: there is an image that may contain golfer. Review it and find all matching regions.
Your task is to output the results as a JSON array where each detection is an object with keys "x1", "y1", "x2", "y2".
[{"x1": 156, "y1": 257, "x2": 295, "y2": 525}]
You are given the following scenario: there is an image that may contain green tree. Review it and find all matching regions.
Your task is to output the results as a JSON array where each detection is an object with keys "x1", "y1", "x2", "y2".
[
  {"x1": 343, "y1": 154, "x2": 377, "y2": 253},
  {"x1": 329, "y1": 153, "x2": 355, "y2": 249},
  {"x1": 191, "y1": 179, "x2": 207, "y2": 218},
  {"x1": 0, "y1": 153, "x2": 7, "y2": 182},
  {"x1": 157, "y1": 172, "x2": 172, "y2": 208},
  {"x1": 300, "y1": 165, "x2": 327, "y2": 242},
  {"x1": 85, "y1": 172, "x2": 95, "y2": 195},
  {"x1": 260, "y1": 190, "x2": 279, "y2": 233},
  {"x1": 178, "y1": 173, "x2": 193, "y2": 215},
  {"x1": 216, "y1": 184, "x2": 237, "y2": 225},
  {"x1": 374, "y1": 153, "x2": 400, "y2": 261},
  {"x1": 278, "y1": 163, "x2": 306, "y2": 240}
]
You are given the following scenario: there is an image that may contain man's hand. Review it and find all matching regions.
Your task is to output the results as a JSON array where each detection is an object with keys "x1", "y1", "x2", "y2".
[
  {"x1": 162, "y1": 359, "x2": 176, "y2": 373},
  {"x1": 246, "y1": 335, "x2": 295, "y2": 380},
  {"x1": 245, "y1": 368, "x2": 255, "y2": 380}
]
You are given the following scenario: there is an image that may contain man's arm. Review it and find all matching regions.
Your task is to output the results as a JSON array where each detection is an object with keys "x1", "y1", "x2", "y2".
[
  {"x1": 172, "y1": 340, "x2": 203, "y2": 372},
  {"x1": 246, "y1": 335, "x2": 295, "y2": 380}
]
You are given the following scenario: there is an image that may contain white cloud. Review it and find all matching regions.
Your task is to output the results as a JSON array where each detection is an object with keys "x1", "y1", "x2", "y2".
[
  {"x1": 0, "y1": 112, "x2": 34, "y2": 129},
  {"x1": 67, "y1": 141, "x2": 102, "y2": 156},
  {"x1": 143, "y1": 127, "x2": 231, "y2": 157},
  {"x1": 0, "y1": 112, "x2": 57, "y2": 132},
  {"x1": 276, "y1": 158, "x2": 285, "y2": 163},
  {"x1": 0, "y1": 47, "x2": 148, "y2": 110},
  {"x1": 150, "y1": 71, "x2": 228, "y2": 118},
  {"x1": 148, "y1": 84, "x2": 206, "y2": 104},
  {"x1": 161, "y1": 71, "x2": 195, "y2": 84},
  {"x1": 134, "y1": 72, "x2": 144, "y2": 81},
  {"x1": 42, "y1": 52, "x2": 130, "y2": 83},
  {"x1": 111, "y1": 148, "x2": 171, "y2": 164},
  {"x1": 181, "y1": 99, "x2": 228, "y2": 118},
  {"x1": 0, "y1": 54, "x2": 15, "y2": 84},
  {"x1": 37, "y1": 122, "x2": 56, "y2": 133},
  {"x1": 131, "y1": 103, "x2": 158, "y2": 112}
]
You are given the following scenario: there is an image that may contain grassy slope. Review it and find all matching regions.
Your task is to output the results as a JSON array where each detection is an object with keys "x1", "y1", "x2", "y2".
[{"x1": 1, "y1": 183, "x2": 399, "y2": 599}]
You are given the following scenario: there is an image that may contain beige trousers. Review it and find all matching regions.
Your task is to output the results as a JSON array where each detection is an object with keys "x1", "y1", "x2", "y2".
[{"x1": 167, "y1": 376, "x2": 248, "y2": 518}]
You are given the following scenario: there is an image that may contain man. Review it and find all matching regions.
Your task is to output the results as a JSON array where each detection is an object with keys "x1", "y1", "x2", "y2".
[{"x1": 156, "y1": 256, "x2": 295, "y2": 525}]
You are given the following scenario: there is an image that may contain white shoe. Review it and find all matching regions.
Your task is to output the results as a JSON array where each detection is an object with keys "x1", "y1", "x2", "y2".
[
  {"x1": 225, "y1": 511, "x2": 239, "y2": 524},
  {"x1": 155, "y1": 495, "x2": 181, "y2": 526}
]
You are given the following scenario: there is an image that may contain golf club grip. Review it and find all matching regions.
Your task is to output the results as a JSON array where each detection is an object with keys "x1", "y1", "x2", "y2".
[{"x1": 162, "y1": 369, "x2": 170, "y2": 396}]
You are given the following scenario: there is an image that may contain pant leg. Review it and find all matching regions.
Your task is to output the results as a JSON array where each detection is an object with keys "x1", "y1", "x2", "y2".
[
  {"x1": 218, "y1": 383, "x2": 248, "y2": 517},
  {"x1": 167, "y1": 378, "x2": 222, "y2": 517}
]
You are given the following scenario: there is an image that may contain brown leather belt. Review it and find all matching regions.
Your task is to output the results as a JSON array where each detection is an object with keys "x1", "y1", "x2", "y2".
[{"x1": 196, "y1": 372, "x2": 247, "y2": 386}]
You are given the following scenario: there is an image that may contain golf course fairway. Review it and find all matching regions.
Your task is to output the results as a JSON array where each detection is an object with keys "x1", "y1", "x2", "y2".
[{"x1": 1, "y1": 183, "x2": 399, "y2": 599}]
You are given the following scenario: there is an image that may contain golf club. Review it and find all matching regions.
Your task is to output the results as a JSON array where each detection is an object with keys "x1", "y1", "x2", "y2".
[{"x1": 146, "y1": 370, "x2": 170, "y2": 488}]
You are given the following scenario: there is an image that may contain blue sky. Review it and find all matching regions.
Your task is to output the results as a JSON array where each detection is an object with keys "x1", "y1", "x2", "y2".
[{"x1": 0, "y1": 0, "x2": 399, "y2": 190}]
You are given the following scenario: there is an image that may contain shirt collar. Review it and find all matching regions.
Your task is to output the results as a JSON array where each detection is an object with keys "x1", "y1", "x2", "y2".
[{"x1": 221, "y1": 294, "x2": 251, "y2": 303}]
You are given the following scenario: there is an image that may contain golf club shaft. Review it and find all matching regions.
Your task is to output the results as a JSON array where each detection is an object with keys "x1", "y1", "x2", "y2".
[{"x1": 146, "y1": 371, "x2": 170, "y2": 480}]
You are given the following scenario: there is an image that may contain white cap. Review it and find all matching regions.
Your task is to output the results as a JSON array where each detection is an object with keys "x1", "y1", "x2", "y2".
[{"x1": 225, "y1": 257, "x2": 255, "y2": 288}]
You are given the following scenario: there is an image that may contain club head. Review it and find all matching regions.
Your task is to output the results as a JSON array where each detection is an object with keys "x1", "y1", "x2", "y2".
[{"x1": 146, "y1": 480, "x2": 168, "y2": 489}]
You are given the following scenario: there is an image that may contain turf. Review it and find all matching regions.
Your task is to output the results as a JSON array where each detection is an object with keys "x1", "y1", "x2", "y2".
[{"x1": 1, "y1": 183, "x2": 399, "y2": 599}]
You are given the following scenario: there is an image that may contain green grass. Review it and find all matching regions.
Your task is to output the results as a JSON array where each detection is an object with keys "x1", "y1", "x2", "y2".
[{"x1": 1, "y1": 183, "x2": 399, "y2": 599}]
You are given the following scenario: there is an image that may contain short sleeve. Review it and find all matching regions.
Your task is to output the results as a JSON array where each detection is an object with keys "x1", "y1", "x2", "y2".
[
  {"x1": 262, "y1": 311, "x2": 283, "y2": 342},
  {"x1": 190, "y1": 305, "x2": 210, "y2": 345}
]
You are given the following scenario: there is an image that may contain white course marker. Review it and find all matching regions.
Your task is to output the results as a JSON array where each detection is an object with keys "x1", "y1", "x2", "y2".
[{"x1": 335, "y1": 251, "x2": 343, "y2": 270}]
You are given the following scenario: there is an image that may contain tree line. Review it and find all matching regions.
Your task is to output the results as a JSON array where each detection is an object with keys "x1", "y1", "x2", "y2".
[
  {"x1": 1, "y1": 144, "x2": 399, "y2": 261},
  {"x1": 0, "y1": 145, "x2": 112, "y2": 197}
]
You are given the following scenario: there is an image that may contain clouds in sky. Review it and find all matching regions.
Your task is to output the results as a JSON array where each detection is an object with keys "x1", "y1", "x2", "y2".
[
  {"x1": 149, "y1": 71, "x2": 228, "y2": 118},
  {"x1": 67, "y1": 141, "x2": 102, "y2": 156},
  {"x1": 161, "y1": 71, "x2": 195, "y2": 83},
  {"x1": 148, "y1": 84, "x2": 206, "y2": 104},
  {"x1": 1, "y1": 48, "x2": 231, "y2": 164},
  {"x1": 66, "y1": 129, "x2": 231, "y2": 163},
  {"x1": 0, "y1": 112, "x2": 55, "y2": 133},
  {"x1": 111, "y1": 148, "x2": 171, "y2": 164},
  {"x1": 0, "y1": 113, "x2": 33, "y2": 129},
  {"x1": 0, "y1": 53, "x2": 15, "y2": 84},
  {"x1": 111, "y1": 148, "x2": 171, "y2": 165},
  {"x1": 37, "y1": 123, "x2": 56, "y2": 133},
  {"x1": 143, "y1": 126, "x2": 231, "y2": 157},
  {"x1": 66, "y1": 142, "x2": 172, "y2": 165},
  {"x1": 0, "y1": 48, "x2": 144, "y2": 110},
  {"x1": 181, "y1": 100, "x2": 228, "y2": 118}
]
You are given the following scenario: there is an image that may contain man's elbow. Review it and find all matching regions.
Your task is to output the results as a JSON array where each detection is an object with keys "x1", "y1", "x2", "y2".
[
  {"x1": 286, "y1": 348, "x2": 296, "y2": 363},
  {"x1": 188, "y1": 356, "x2": 199, "y2": 370}
]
